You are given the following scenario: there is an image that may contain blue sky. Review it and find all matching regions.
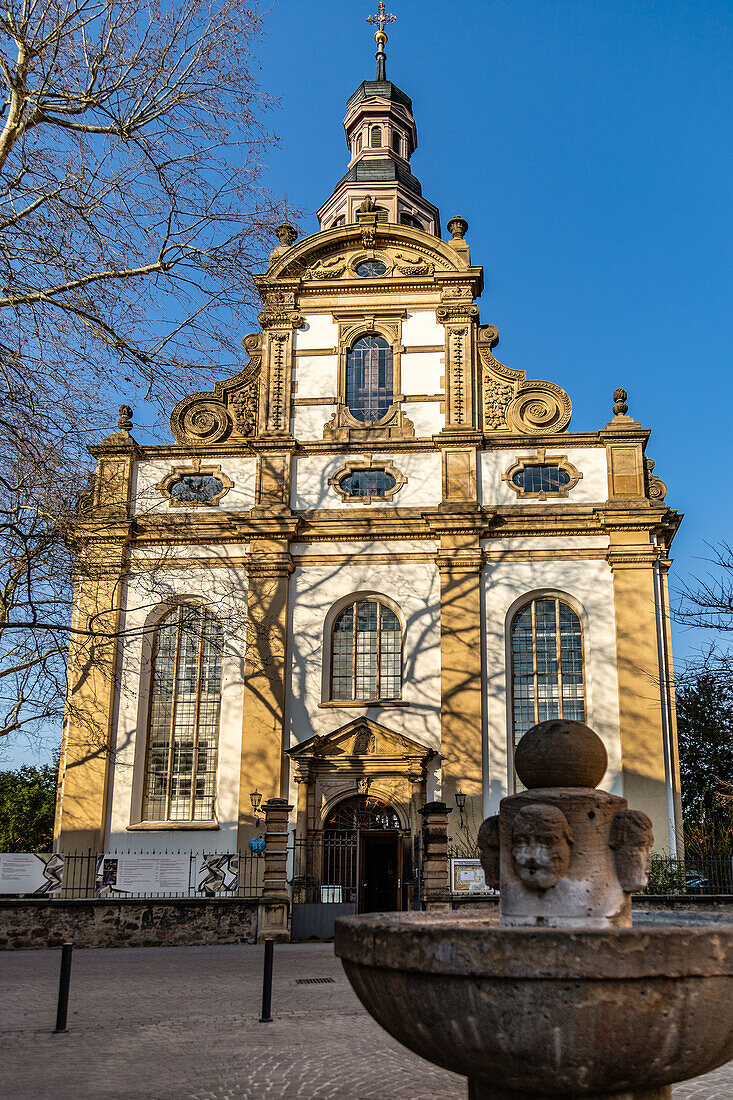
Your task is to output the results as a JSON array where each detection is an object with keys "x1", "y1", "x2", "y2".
[{"x1": 4, "y1": 0, "x2": 731, "y2": 767}]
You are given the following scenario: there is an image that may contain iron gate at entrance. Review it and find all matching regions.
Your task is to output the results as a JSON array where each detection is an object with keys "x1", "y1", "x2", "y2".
[{"x1": 290, "y1": 795, "x2": 413, "y2": 940}]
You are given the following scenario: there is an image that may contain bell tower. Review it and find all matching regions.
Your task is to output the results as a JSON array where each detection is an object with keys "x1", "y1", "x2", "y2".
[{"x1": 317, "y1": 4, "x2": 440, "y2": 234}]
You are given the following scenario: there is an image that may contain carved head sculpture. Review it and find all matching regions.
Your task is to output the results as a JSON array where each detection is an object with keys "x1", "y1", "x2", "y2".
[
  {"x1": 609, "y1": 809, "x2": 654, "y2": 893},
  {"x1": 511, "y1": 804, "x2": 574, "y2": 891},
  {"x1": 477, "y1": 815, "x2": 500, "y2": 890}
]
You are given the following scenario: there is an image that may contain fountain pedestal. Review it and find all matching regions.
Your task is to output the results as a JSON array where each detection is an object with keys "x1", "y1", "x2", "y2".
[{"x1": 335, "y1": 721, "x2": 733, "y2": 1098}]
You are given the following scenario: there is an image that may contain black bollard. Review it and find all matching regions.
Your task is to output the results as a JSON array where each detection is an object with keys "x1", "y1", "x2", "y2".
[
  {"x1": 259, "y1": 938, "x2": 274, "y2": 1023},
  {"x1": 53, "y1": 942, "x2": 73, "y2": 1033}
]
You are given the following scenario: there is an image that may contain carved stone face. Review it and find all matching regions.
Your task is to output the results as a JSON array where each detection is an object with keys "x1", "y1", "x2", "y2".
[
  {"x1": 511, "y1": 804, "x2": 574, "y2": 891},
  {"x1": 610, "y1": 810, "x2": 654, "y2": 893},
  {"x1": 477, "y1": 815, "x2": 500, "y2": 890}
]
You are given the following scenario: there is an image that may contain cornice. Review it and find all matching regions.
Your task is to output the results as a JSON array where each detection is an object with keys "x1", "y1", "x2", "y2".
[
  {"x1": 88, "y1": 439, "x2": 141, "y2": 458},
  {"x1": 598, "y1": 426, "x2": 651, "y2": 444},
  {"x1": 244, "y1": 555, "x2": 295, "y2": 579},
  {"x1": 121, "y1": 500, "x2": 684, "y2": 550},
  {"x1": 123, "y1": 430, "x2": 623, "y2": 463}
]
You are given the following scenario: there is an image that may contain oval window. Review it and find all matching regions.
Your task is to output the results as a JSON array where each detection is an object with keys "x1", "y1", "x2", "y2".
[
  {"x1": 170, "y1": 474, "x2": 224, "y2": 504},
  {"x1": 511, "y1": 465, "x2": 571, "y2": 494},
  {"x1": 355, "y1": 260, "x2": 387, "y2": 278},
  {"x1": 340, "y1": 469, "x2": 397, "y2": 498}
]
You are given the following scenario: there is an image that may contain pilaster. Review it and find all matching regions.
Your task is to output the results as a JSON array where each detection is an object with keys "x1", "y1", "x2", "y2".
[
  {"x1": 606, "y1": 525, "x2": 678, "y2": 853},
  {"x1": 256, "y1": 290, "x2": 302, "y2": 439},
  {"x1": 237, "y1": 540, "x2": 295, "y2": 851},
  {"x1": 56, "y1": 425, "x2": 137, "y2": 853},
  {"x1": 436, "y1": 300, "x2": 481, "y2": 434},
  {"x1": 431, "y1": 517, "x2": 485, "y2": 841}
]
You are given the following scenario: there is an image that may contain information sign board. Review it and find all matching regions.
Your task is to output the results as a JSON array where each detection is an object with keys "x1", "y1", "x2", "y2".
[
  {"x1": 96, "y1": 854, "x2": 191, "y2": 896},
  {"x1": 450, "y1": 857, "x2": 496, "y2": 895},
  {"x1": 0, "y1": 853, "x2": 64, "y2": 894}
]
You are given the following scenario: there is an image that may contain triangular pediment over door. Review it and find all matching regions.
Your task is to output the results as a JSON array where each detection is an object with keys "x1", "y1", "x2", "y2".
[{"x1": 287, "y1": 717, "x2": 437, "y2": 835}]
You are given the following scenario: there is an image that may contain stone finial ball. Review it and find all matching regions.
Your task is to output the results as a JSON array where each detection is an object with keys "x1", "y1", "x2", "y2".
[{"x1": 514, "y1": 720, "x2": 608, "y2": 790}]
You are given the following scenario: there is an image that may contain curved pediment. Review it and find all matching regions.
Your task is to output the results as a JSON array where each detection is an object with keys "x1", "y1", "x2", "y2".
[
  {"x1": 265, "y1": 222, "x2": 476, "y2": 284},
  {"x1": 169, "y1": 333, "x2": 261, "y2": 447}
]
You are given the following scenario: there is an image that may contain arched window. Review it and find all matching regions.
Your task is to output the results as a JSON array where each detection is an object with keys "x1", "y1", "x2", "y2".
[
  {"x1": 370, "y1": 125, "x2": 382, "y2": 147},
  {"x1": 345, "y1": 335, "x2": 393, "y2": 422},
  {"x1": 142, "y1": 605, "x2": 224, "y2": 822},
  {"x1": 355, "y1": 133, "x2": 363, "y2": 154},
  {"x1": 511, "y1": 597, "x2": 585, "y2": 746},
  {"x1": 400, "y1": 212, "x2": 423, "y2": 229},
  {"x1": 391, "y1": 130, "x2": 401, "y2": 155},
  {"x1": 331, "y1": 599, "x2": 401, "y2": 701}
]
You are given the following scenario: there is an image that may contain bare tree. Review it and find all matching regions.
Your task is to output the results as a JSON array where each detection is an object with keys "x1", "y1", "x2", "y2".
[
  {"x1": 0, "y1": 0, "x2": 291, "y2": 750},
  {"x1": 676, "y1": 542, "x2": 733, "y2": 689},
  {"x1": 0, "y1": 0, "x2": 289, "y2": 422}
]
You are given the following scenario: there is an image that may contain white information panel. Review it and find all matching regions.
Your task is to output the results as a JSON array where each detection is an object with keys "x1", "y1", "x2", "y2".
[
  {"x1": 195, "y1": 854, "x2": 240, "y2": 895},
  {"x1": 0, "y1": 853, "x2": 64, "y2": 894},
  {"x1": 450, "y1": 858, "x2": 496, "y2": 895},
  {"x1": 96, "y1": 854, "x2": 191, "y2": 896}
]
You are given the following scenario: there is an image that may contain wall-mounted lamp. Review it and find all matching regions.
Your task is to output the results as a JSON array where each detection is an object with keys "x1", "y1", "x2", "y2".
[
  {"x1": 250, "y1": 789, "x2": 262, "y2": 825},
  {"x1": 455, "y1": 790, "x2": 467, "y2": 828}
]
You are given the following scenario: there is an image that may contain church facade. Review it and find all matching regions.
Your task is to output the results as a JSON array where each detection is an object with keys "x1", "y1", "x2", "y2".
[{"x1": 55, "y1": 28, "x2": 684, "y2": 900}]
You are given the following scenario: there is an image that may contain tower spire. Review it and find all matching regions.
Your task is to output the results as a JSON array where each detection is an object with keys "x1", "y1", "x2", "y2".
[{"x1": 367, "y1": 2, "x2": 396, "y2": 81}]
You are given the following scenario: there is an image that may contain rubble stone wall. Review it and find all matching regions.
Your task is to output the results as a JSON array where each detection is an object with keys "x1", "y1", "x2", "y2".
[{"x1": 0, "y1": 898, "x2": 257, "y2": 949}]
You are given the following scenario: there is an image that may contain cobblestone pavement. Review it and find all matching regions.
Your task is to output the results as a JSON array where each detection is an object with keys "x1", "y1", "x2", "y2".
[{"x1": 1, "y1": 942, "x2": 731, "y2": 1099}]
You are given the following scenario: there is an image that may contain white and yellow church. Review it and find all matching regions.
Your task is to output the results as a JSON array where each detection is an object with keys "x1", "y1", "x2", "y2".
[{"x1": 55, "y1": 12, "x2": 683, "y2": 912}]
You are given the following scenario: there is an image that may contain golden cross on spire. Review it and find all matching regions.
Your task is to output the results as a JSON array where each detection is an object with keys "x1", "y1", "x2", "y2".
[{"x1": 367, "y1": 2, "x2": 396, "y2": 41}]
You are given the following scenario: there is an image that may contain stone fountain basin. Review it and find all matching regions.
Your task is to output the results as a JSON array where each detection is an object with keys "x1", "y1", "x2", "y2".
[{"x1": 335, "y1": 911, "x2": 733, "y2": 1097}]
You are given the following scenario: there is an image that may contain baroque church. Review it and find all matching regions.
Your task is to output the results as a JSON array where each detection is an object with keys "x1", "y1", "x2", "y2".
[{"x1": 55, "y1": 10, "x2": 683, "y2": 912}]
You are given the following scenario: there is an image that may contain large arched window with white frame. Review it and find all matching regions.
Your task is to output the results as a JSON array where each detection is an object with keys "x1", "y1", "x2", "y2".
[
  {"x1": 510, "y1": 597, "x2": 585, "y2": 747},
  {"x1": 142, "y1": 604, "x2": 224, "y2": 822},
  {"x1": 331, "y1": 598, "x2": 402, "y2": 702}
]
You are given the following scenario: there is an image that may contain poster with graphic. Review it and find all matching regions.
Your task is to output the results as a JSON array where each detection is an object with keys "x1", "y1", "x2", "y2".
[
  {"x1": 0, "y1": 853, "x2": 64, "y2": 894},
  {"x1": 450, "y1": 858, "x2": 496, "y2": 895},
  {"x1": 96, "y1": 854, "x2": 191, "y2": 896},
  {"x1": 196, "y1": 854, "x2": 240, "y2": 896}
]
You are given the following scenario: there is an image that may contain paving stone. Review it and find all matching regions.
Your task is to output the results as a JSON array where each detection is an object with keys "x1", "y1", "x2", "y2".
[{"x1": 0, "y1": 942, "x2": 730, "y2": 1098}]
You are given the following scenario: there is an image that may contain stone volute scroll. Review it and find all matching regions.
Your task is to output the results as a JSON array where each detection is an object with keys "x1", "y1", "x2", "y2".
[
  {"x1": 169, "y1": 333, "x2": 263, "y2": 446},
  {"x1": 496, "y1": 719, "x2": 653, "y2": 929},
  {"x1": 477, "y1": 325, "x2": 572, "y2": 435}
]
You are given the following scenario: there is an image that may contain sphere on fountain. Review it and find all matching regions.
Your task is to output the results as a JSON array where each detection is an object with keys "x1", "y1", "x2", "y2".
[{"x1": 515, "y1": 719, "x2": 607, "y2": 790}]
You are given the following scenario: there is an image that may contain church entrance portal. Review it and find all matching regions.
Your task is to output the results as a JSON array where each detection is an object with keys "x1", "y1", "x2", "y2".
[{"x1": 324, "y1": 795, "x2": 403, "y2": 915}]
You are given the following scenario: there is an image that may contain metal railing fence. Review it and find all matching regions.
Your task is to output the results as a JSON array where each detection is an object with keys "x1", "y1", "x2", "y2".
[
  {"x1": 1, "y1": 849, "x2": 264, "y2": 900},
  {"x1": 448, "y1": 848, "x2": 733, "y2": 897},
  {"x1": 643, "y1": 856, "x2": 733, "y2": 896},
  {"x1": 291, "y1": 833, "x2": 358, "y2": 905}
]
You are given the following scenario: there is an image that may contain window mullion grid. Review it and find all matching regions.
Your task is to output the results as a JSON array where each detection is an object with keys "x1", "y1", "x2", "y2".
[
  {"x1": 376, "y1": 602, "x2": 382, "y2": 700},
  {"x1": 351, "y1": 603, "x2": 358, "y2": 701},
  {"x1": 531, "y1": 599, "x2": 539, "y2": 726},
  {"x1": 165, "y1": 607, "x2": 184, "y2": 821},
  {"x1": 555, "y1": 597, "x2": 564, "y2": 720},
  {"x1": 188, "y1": 610, "x2": 207, "y2": 821}
]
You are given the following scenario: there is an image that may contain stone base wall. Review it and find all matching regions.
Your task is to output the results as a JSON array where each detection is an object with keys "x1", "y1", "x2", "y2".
[{"x1": 0, "y1": 898, "x2": 258, "y2": 950}]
